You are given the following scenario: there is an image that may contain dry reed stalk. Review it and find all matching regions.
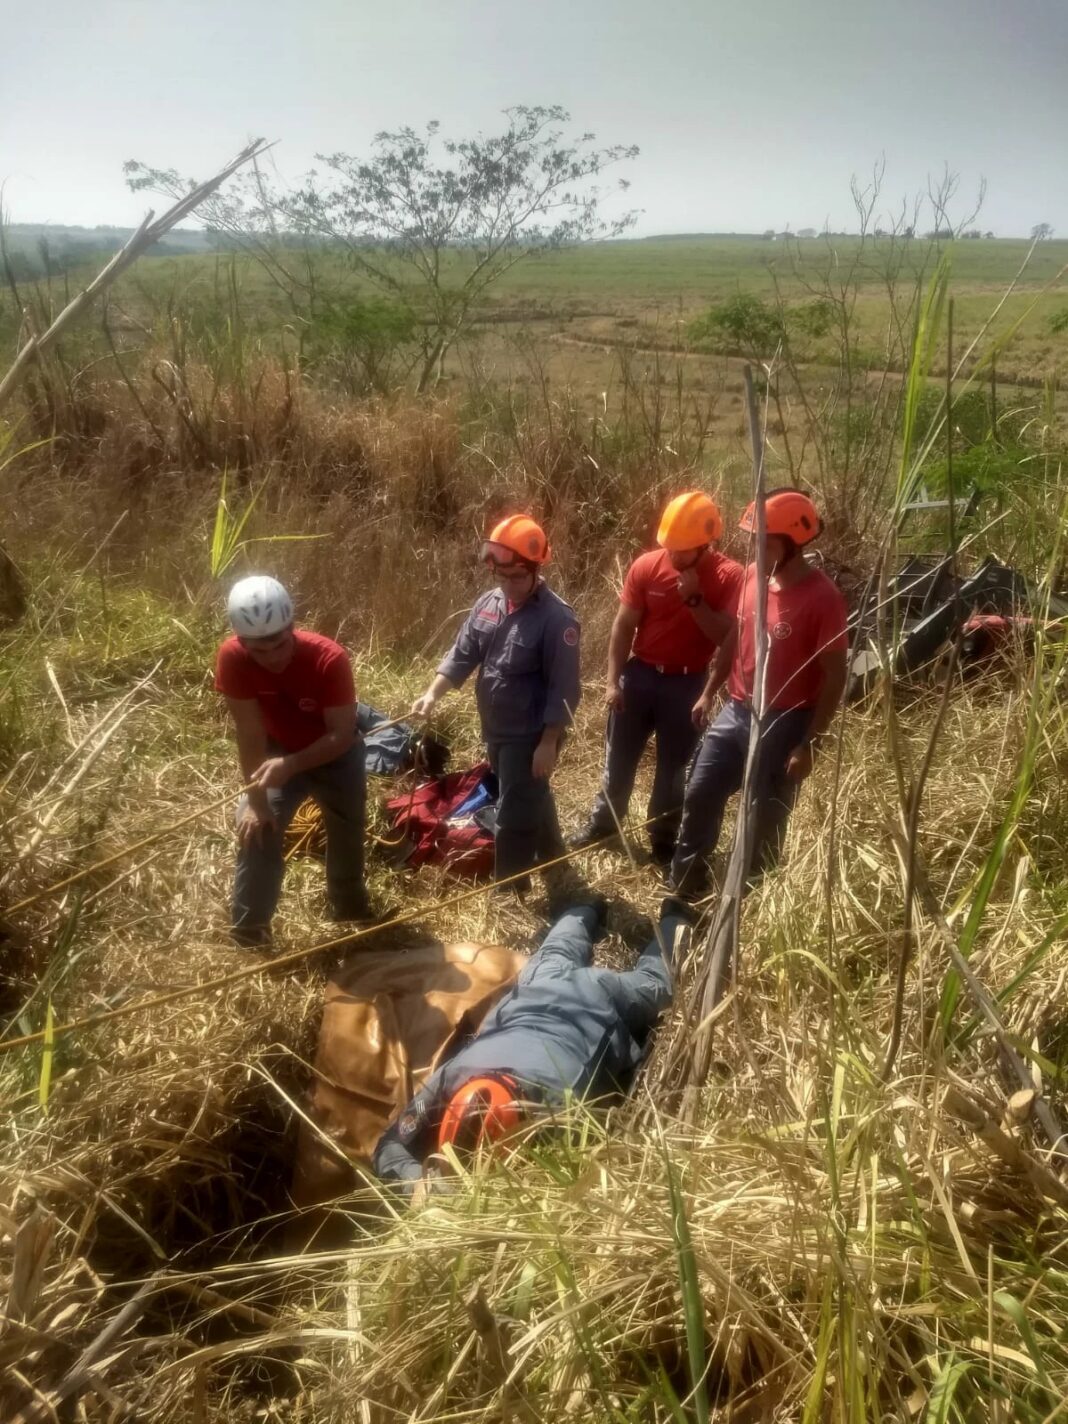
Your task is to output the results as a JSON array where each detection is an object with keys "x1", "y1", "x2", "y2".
[
  {"x1": 0, "y1": 141, "x2": 270, "y2": 417},
  {"x1": 685, "y1": 363, "x2": 771, "y2": 1100},
  {"x1": 16, "y1": 667, "x2": 156, "y2": 863}
]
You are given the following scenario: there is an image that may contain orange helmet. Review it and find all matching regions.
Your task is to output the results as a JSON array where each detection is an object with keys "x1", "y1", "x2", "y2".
[
  {"x1": 483, "y1": 515, "x2": 550, "y2": 567},
  {"x1": 656, "y1": 491, "x2": 724, "y2": 551},
  {"x1": 438, "y1": 1074, "x2": 523, "y2": 1155},
  {"x1": 739, "y1": 487, "x2": 822, "y2": 546}
]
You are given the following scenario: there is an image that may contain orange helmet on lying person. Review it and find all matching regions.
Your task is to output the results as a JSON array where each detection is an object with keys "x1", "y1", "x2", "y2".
[
  {"x1": 656, "y1": 491, "x2": 724, "y2": 552},
  {"x1": 437, "y1": 1074, "x2": 524, "y2": 1157},
  {"x1": 739, "y1": 487, "x2": 823, "y2": 548},
  {"x1": 481, "y1": 515, "x2": 550, "y2": 570}
]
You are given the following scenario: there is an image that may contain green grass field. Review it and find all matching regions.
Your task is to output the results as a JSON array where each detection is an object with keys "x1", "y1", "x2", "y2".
[{"x1": 107, "y1": 232, "x2": 1068, "y2": 400}]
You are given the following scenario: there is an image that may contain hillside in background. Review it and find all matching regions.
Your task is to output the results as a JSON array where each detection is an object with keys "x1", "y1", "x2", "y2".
[{"x1": 1, "y1": 222, "x2": 230, "y2": 276}]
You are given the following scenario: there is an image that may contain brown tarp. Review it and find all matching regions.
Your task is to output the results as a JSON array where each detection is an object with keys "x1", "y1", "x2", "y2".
[{"x1": 291, "y1": 940, "x2": 525, "y2": 1216}]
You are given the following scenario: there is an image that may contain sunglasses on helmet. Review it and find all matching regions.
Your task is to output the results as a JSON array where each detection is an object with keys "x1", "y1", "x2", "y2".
[{"x1": 481, "y1": 541, "x2": 531, "y2": 574}]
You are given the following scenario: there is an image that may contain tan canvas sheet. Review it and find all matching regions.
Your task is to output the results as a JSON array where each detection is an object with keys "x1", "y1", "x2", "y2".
[{"x1": 291, "y1": 940, "x2": 525, "y2": 1211}]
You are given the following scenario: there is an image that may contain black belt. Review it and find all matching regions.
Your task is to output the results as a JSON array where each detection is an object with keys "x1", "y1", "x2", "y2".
[{"x1": 643, "y1": 660, "x2": 700, "y2": 677}]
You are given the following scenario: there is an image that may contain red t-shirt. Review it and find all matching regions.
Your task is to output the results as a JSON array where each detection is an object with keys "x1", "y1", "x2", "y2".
[
  {"x1": 728, "y1": 566, "x2": 848, "y2": 709},
  {"x1": 622, "y1": 548, "x2": 744, "y2": 671},
  {"x1": 214, "y1": 629, "x2": 356, "y2": 751}
]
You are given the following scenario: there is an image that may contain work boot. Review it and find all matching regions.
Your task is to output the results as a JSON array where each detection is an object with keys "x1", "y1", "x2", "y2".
[
  {"x1": 326, "y1": 897, "x2": 378, "y2": 926},
  {"x1": 232, "y1": 924, "x2": 273, "y2": 950},
  {"x1": 490, "y1": 874, "x2": 532, "y2": 900},
  {"x1": 566, "y1": 823, "x2": 616, "y2": 852},
  {"x1": 659, "y1": 895, "x2": 697, "y2": 926},
  {"x1": 649, "y1": 841, "x2": 675, "y2": 869}
]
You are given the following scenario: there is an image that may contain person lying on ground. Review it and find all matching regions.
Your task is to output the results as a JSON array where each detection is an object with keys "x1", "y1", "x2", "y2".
[
  {"x1": 569, "y1": 491, "x2": 743, "y2": 867},
  {"x1": 372, "y1": 895, "x2": 691, "y2": 1194},
  {"x1": 410, "y1": 515, "x2": 581, "y2": 895},
  {"x1": 215, "y1": 576, "x2": 374, "y2": 947},
  {"x1": 670, "y1": 488, "x2": 849, "y2": 900}
]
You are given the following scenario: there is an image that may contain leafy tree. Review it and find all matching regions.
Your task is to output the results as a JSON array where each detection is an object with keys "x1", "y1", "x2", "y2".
[
  {"x1": 686, "y1": 294, "x2": 833, "y2": 360},
  {"x1": 686, "y1": 293, "x2": 785, "y2": 361},
  {"x1": 304, "y1": 297, "x2": 419, "y2": 395},
  {"x1": 127, "y1": 107, "x2": 637, "y2": 392},
  {"x1": 1031, "y1": 222, "x2": 1054, "y2": 241}
]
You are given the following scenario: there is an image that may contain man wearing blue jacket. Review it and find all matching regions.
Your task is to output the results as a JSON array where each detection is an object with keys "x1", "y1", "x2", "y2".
[
  {"x1": 411, "y1": 514, "x2": 581, "y2": 890},
  {"x1": 373, "y1": 896, "x2": 689, "y2": 1191}
]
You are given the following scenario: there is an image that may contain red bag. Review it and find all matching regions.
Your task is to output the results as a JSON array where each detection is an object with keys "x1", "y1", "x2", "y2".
[{"x1": 385, "y1": 763, "x2": 497, "y2": 878}]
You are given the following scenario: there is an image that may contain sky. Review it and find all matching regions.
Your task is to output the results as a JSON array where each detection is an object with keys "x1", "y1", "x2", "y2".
[{"x1": 2, "y1": 0, "x2": 1066, "y2": 237}]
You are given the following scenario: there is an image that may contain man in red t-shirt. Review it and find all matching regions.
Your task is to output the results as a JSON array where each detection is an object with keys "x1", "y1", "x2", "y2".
[
  {"x1": 569, "y1": 492, "x2": 743, "y2": 865},
  {"x1": 671, "y1": 489, "x2": 849, "y2": 898},
  {"x1": 214, "y1": 575, "x2": 370, "y2": 946}
]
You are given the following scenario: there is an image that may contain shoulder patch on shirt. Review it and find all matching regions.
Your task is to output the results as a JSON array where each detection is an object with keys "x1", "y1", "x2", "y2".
[
  {"x1": 398, "y1": 1100, "x2": 427, "y2": 1142},
  {"x1": 563, "y1": 625, "x2": 579, "y2": 646},
  {"x1": 298, "y1": 697, "x2": 318, "y2": 712},
  {"x1": 771, "y1": 621, "x2": 793, "y2": 640}
]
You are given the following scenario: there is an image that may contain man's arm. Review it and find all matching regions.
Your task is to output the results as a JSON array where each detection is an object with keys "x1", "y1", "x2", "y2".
[
  {"x1": 687, "y1": 601, "x2": 734, "y2": 645},
  {"x1": 412, "y1": 671, "x2": 456, "y2": 719},
  {"x1": 785, "y1": 648, "x2": 848, "y2": 782},
  {"x1": 225, "y1": 697, "x2": 274, "y2": 844},
  {"x1": 533, "y1": 613, "x2": 582, "y2": 779},
  {"x1": 413, "y1": 604, "x2": 485, "y2": 716},
  {"x1": 676, "y1": 563, "x2": 736, "y2": 645},
  {"x1": 226, "y1": 697, "x2": 269, "y2": 784},
  {"x1": 249, "y1": 703, "x2": 356, "y2": 790},
  {"x1": 605, "y1": 604, "x2": 641, "y2": 712},
  {"x1": 692, "y1": 626, "x2": 737, "y2": 729},
  {"x1": 372, "y1": 1124, "x2": 430, "y2": 1194},
  {"x1": 596, "y1": 941, "x2": 673, "y2": 1036},
  {"x1": 372, "y1": 1079, "x2": 443, "y2": 1196},
  {"x1": 532, "y1": 720, "x2": 566, "y2": 779}
]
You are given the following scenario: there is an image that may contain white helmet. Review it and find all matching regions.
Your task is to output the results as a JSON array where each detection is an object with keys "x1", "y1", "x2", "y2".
[{"x1": 227, "y1": 576, "x2": 294, "y2": 637}]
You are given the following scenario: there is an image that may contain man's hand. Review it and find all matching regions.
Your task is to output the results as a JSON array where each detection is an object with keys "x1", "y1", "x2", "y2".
[
  {"x1": 605, "y1": 682, "x2": 624, "y2": 715},
  {"x1": 784, "y1": 742, "x2": 814, "y2": 783},
  {"x1": 532, "y1": 735, "x2": 559, "y2": 779},
  {"x1": 411, "y1": 689, "x2": 437, "y2": 718},
  {"x1": 676, "y1": 566, "x2": 700, "y2": 602},
  {"x1": 691, "y1": 692, "x2": 715, "y2": 731},
  {"x1": 236, "y1": 801, "x2": 277, "y2": 847},
  {"x1": 250, "y1": 756, "x2": 292, "y2": 791}
]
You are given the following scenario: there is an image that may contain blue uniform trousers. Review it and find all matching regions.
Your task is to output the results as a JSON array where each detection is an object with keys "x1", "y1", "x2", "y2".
[
  {"x1": 670, "y1": 699, "x2": 811, "y2": 896},
  {"x1": 486, "y1": 736, "x2": 565, "y2": 883},
  {"x1": 233, "y1": 742, "x2": 367, "y2": 937}
]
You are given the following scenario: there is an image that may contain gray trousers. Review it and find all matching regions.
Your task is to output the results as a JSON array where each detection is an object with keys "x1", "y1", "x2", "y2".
[
  {"x1": 233, "y1": 743, "x2": 367, "y2": 934},
  {"x1": 588, "y1": 658, "x2": 704, "y2": 852},
  {"x1": 671, "y1": 699, "x2": 811, "y2": 896},
  {"x1": 524, "y1": 906, "x2": 675, "y2": 1039},
  {"x1": 487, "y1": 736, "x2": 565, "y2": 882}
]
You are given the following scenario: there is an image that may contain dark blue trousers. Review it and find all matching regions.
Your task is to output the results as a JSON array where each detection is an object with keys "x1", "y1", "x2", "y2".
[
  {"x1": 588, "y1": 658, "x2": 705, "y2": 853},
  {"x1": 487, "y1": 736, "x2": 565, "y2": 881},
  {"x1": 670, "y1": 699, "x2": 811, "y2": 896},
  {"x1": 233, "y1": 743, "x2": 367, "y2": 936}
]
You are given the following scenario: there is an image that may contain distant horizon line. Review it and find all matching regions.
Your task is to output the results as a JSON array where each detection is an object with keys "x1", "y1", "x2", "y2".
[{"x1": 3, "y1": 219, "x2": 1057, "y2": 244}]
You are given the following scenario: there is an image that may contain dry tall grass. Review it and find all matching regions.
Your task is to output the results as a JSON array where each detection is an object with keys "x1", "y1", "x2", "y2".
[{"x1": 2, "y1": 355, "x2": 1068, "y2": 1420}]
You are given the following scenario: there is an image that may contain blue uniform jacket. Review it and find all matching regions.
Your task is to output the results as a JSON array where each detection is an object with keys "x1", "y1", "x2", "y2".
[{"x1": 438, "y1": 583, "x2": 581, "y2": 743}]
